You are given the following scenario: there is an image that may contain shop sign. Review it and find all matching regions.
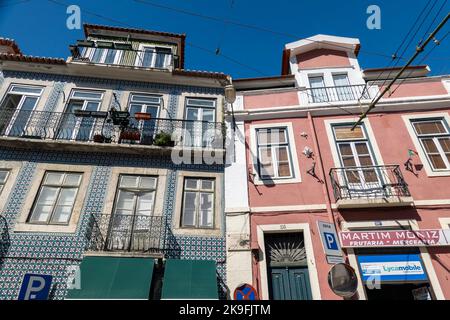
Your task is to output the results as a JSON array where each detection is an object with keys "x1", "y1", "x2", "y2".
[
  {"x1": 357, "y1": 254, "x2": 428, "y2": 282},
  {"x1": 340, "y1": 229, "x2": 450, "y2": 248}
]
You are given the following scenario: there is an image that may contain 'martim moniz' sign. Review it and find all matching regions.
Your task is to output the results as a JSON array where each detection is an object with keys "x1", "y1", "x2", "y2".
[{"x1": 339, "y1": 229, "x2": 450, "y2": 248}]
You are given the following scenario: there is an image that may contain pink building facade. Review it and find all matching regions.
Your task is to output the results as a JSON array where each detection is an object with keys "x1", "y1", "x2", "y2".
[{"x1": 225, "y1": 35, "x2": 450, "y2": 300}]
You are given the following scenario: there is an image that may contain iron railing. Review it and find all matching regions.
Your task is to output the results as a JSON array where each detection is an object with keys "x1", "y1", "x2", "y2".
[
  {"x1": 305, "y1": 84, "x2": 371, "y2": 103},
  {"x1": 71, "y1": 45, "x2": 178, "y2": 70},
  {"x1": 88, "y1": 214, "x2": 167, "y2": 253},
  {"x1": 329, "y1": 165, "x2": 410, "y2": 201},
  {"x1": 0, "y1": 108, "x2": 225, "y2": 148}
]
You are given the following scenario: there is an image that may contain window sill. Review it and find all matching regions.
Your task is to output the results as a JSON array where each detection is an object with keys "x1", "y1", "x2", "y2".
[
  {"x1": 14, "y1": 222, "x2": 77, "y2": 234},
  {"x1": 172, "y1": 226, "x2": 222, "y2": 237},
  {"x1": 252, "y1": 176, "x2": 302, "y2": 186}
]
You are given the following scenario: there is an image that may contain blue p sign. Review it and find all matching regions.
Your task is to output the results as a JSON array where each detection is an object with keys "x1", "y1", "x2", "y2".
[
  {"x1": 324, "y1": 232, "x2": 338, "y2": 250},
  {"x1": 18, "y1": 274, "x2": 52, "y2": 300}
]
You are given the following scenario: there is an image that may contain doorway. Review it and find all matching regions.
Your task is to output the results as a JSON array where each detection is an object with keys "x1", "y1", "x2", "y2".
[{"x1": 265, "y1": 232, "x2": 312, "y2": 300}]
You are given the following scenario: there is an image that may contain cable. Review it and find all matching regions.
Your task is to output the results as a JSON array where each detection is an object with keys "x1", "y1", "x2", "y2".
[
  {"x1": 132, "y1": 0, "x2": 402, "y2": 60},
  {"x1": 420, "y1": 0, "x2": 448, "y2": 42}
]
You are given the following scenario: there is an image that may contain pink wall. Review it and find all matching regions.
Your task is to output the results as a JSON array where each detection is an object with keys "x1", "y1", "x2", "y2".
[
  {"x1": 381, "y1": 80, "x2": 447, "y2": 98},
  {"x1": 243, "y1": 91, "x2": 299, "y2": 109},
  {"x1": 296, "y1": 48, "x2": 351, "y2": 69}
]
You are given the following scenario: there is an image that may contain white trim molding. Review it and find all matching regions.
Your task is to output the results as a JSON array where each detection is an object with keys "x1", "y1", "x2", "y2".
[
  {"x1": 402, "y1": 112, "x2": 450, "y2": 177},
  {"x1": 256, "y1": 223, "x2": 321, "y2": 300}
]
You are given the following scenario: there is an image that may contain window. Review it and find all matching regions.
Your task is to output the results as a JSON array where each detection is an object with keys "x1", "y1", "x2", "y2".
[
  {"x1": 333, "y1": 125, "x2": 378, "y2": 184},
  {"x1": 28, "y1": 172, "x2": 82, "y2": 225},
  {"x1": 332, "y1": 74, "x2": 354, "y2": 101},
  {"x1": 58, "y1": 90, "x2": 104, "y2": 141},
  {"x1": 136, "y1": 46, "x2": 172, "y2": 69},
  {"x1": 184, "y1": 98, "x2": 216, "y2": 147},
  {"x1": 256, "y1": 128, "x2": 294, "y2": 179},
  {"x1": 128, "y1": 94, "x2": 162, "y2": 144},
  {"x1": 0, "y1": 169, "x2": 9, "y2": 195},
  {"x1": 85, "y1": 47, "x2": 122, "y2": 65},
  {"x1": 113, "y1": 175, "x2": 157, "y2": 217},
  {"x1": 309, "y1": 76, "x2": 328, "y2": 103},
  {"x1": 181, "y1": 178, "x2": 215, "y2": 229},
  {"x1": 0, "y1": 84, "x2": 43, "y2": 136},
  {"x1": 412, "y1": 119, "x2": 450, "y2": 170}
]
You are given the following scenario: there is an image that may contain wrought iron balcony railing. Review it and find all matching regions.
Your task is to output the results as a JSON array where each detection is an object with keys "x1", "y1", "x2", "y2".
[
  {"x1": 0, "y1": 108, "x2": 225, "y2": 149},
  {"x1": 329, "y1": 165, "x2": 411, "y2": 201},
  {"x1": 304, "y1": 84, "x2": 371, "y2": 103},
  {"x1": 87, "y1": 214, "x2": 167, "y2": 254}
]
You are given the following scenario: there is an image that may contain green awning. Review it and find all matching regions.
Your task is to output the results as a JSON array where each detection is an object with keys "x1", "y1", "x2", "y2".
[
  {"x1": 66, "y1": 256, "x2": 155, "y2": 300},
  {"x1": 161, "y1": 259, "x2": 218, "y2": 299}
]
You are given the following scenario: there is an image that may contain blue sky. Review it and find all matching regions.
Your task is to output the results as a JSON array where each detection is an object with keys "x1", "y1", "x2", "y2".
[{"x1": 0, "y1": 0, "x2": 449, "y2": 78}]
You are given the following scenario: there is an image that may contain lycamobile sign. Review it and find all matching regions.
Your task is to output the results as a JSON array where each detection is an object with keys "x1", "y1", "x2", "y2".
[{"x1": 357, "y1": 254, "x2": 428, "y2": 282}]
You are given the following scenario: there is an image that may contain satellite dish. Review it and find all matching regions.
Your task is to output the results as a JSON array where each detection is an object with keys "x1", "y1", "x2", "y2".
[{"x1": 328, "y1": 263, "x2": 358, "y2": 298}]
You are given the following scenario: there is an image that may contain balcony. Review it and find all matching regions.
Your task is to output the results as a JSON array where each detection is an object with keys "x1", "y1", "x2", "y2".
[
  {"x1": 303, "y1": 84, "x2": 375, "y2": 104},
  {"x1": 0, "y1": 109, "x2": 225, "y2": 153},
  {"x1": 330, "y1": 165, "x2": 413, "y2": 208},
  {"x1": 69, "y1": 42, "x2": 179, "y2": 70},
  {"x1": 87, "y1": 214, "x2": 167, "y2": 256}
]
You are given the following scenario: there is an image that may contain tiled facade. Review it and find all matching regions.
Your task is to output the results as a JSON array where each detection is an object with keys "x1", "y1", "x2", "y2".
[{"x1": 0, "y1": 69, "x2": 227, "y2": 299}]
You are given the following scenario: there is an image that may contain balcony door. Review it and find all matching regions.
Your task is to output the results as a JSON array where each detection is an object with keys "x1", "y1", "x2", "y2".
[
  {"x1": 332, "y1": 74, "x2": 354, "y2": 101},
  {"x1": 58, "y1": 90, "x2": 103, "y2": 141},
  {"x1": 0, "y1": 85, "x2": 43, "y2": 137},
  {"x1": 184, "y1": 98, "x2": 216, "y2": 147},
  {"x1": 128, "y1": 94, "x2": 161, "y2": 145},
  {"x1": 108, "y1": 175, "x2": 158, "y2": 252},
  {"x1": 333, "y1": 125, "x2": 383, "y2": 198},
  {"x1": 309, "y1": 76, "x2": 328, "y2": 103}
]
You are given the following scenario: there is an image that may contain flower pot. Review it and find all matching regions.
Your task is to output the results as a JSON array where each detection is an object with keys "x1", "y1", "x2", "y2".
[
  {"x1": 134, "y1": 112, "x2": 152, "y2": 121},
  {"x1": 119, "y1": 130, "x2": 141, "y2": 141}
]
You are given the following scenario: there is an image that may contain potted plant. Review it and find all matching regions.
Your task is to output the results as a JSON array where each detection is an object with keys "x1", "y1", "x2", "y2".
[
  {"x1": 134, "y1": 112, "x2": 152, "y2": 121},
  {"x1": 119, "y1": 128, "x2": 141, "y2": 142},
  {"x1": 153, "y1": 131, "x2": 174, "y2": 147}
]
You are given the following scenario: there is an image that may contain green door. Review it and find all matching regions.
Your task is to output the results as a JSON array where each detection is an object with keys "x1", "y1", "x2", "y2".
[{"x1": 270, "y1": 267, "x2": 312, "y2": 300}]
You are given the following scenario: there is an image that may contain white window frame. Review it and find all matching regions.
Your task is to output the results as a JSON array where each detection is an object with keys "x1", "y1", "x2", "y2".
[
  {"x1": 1, "y1": 84, "x2": 44, "y2": 136},
  {"x1": 0, "y1": 169, "x2": 10, "y2": 195},
  {"x1": 180, "y1": 177, "x2": 215, "y2": 229},
  {"x1": 135, "y1": 44, "x2": 172, "y2": 69},
  {"x1": 256, "y1": 127, "x2": 294, "y2": 180},
  {"x1": 250, "y1": 122, "x2": 301, "y2": 185},
  {"x1": 403, "y1": 113, "x2": 450, "y2": 177}
]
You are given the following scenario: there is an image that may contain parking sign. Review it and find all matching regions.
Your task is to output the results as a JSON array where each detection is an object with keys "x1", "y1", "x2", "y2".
[
  {"x1": 18, "y1": 274, "x2": 53, "y2": 300},
  {"x1": 317, "y1": 221, "x2": 343, "y2": 259}
]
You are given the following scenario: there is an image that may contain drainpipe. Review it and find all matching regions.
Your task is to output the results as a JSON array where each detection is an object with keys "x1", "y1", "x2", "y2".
[{"x1": 307, "y1": 111, "x2": 337, "y2": 227}]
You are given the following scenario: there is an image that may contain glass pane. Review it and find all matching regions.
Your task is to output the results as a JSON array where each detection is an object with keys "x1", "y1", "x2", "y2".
[
  {"x1": 422, "y1": 139, "x2": 439, "y2": 153},
  {"x1": 202, "y1": 109, "x2": 215, "y2": 122},
  {"x1": 104, "y1": 49, "x2": 117, "y2": 64},
  {"x1": 309, "y1": 76, "x2": 325, "y2": 88},
  {"x1": 277, "y1": 147, "x2": 289, "y2": 161},
  {"x1": 56, "y1": 188, "x2": 77, "y2": 207},
  {"x1": 20, "y1": 96, "x2": 38, "y2": 111},
  {"x1": 0, "y1": 170, "x2": 9, "y2": 183},
  {"x1": 259, "y1": 147, "x2": 274, "y2": 177},
  {"x1": 429, "y1": 155, "x2": 446, "y2": 169},
  {"x1": 199, "y1": 193, "x2": 213, "y2": 228},
  {"x1": 338, "y1": 144, "x2": 353, "y2": 156},
  {"x1": 115, "y1": 190, "x2": 135, "y2": 211},
  {"x1": 343, "y1": 157, "x2": 357, "y2": 167},
  {"x1": 185, "y1": 178, "x2": 198, "y2": 189},
  {"x1": 30, "y1": 205, "x2": 53, "y2": 223},
  {"x1": 363, "y1": 169, "x2": 378, "y2": 183},
  {"x1": 51, "y1": 188, "x2": 77, "y2": 223},
  {"x1": 439, "y1": 138, "x2": 450, "y2": 152},
  {"x1": 10, "y1": 86, "x2": 42, "y2": 95},
  {"x1": 51, "y1": 206, "x2": 73, "y2": 224},
  {"x1": 30, "y1": 186, "x2": 59, "y2": 222},
  {"x1": 142, "y1": 49, "x2": 154, "y2": 67},
  {"x1": 355, "y1": 143, "x2": 370, "y2": 155},
  {"x1": 413, "y1": 121, "x2": 447, "y2": 135},
  {"x1": 278, "y1": 163, "x2": 291, "y2": 177},
  {"x1": 185, "y1": 108, "x2": 199, "y2": 121},
  {"x1": 186, "y1": 99, "x2": 215, "y2": 107},
  {"x1": 120, "y1": 175, "x2": 139, "y2": 188},
  {"x1": 131, "y1": 95, "x2": 161, "y2": 104},
  {"x1": 72, "y1": 91, "x2": 103, "y2": 100},
  {"x1": 44, "y1": 172, "x2": 64, "y2": 185},
  {"x1": 334, "y1": 126, "x2": 364, "y2": 140},
  {"x1": 182, "y1": 192, "x2": 197, "y2": 226},
  {"x1": 139, "y1": 176, "x2": 157, "y2": 189},
  {"x1": 91, "y1": 48, "x2": 105, "y2": 63},
  {"x1": 358, "y1": 155, "x2": 374, "y2": 166},
  {"x1": 136, "y1": 192, "x2": 154, "y2": 215},
  {"x1": 201, "y1": 179, "x2": 214, "y2": 191},
  {"x1": 345, "y1": 169, "x2": 361, "y2": 184},
  {"x1": 333, "y1": 74, "x2": 350, "y2": 86},
  {"x1": 64, "y1": 173, "x2": 82, "y2": 186}
]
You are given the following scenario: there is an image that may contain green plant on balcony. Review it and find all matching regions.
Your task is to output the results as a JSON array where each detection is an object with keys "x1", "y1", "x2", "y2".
[{"x1": 153, "y1": 131, "x2": 174, "y2": 147}]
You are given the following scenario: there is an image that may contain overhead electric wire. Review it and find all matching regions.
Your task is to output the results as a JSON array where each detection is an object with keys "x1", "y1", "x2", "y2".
[{"x1": 132, "y1": 0, "x2": 403, "y2": 60}]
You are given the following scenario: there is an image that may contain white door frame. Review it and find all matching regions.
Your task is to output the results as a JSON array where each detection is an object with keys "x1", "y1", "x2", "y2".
[{"x1": 256, "y1": 223, "x2": 322, "y2": 300}]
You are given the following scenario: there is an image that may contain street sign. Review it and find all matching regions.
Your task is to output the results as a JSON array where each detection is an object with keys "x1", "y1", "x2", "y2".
[
  {"x1": 18, "y1": 274, "x2": 53, "y2": 300},
  {"x1": 327, "y1": 255, "x2": 345, "y2": 265},
  {"x1": 318, "y1": 221, "x2": 343, "y2": 257},
  {"x1": 233, "y1": 283, "x2": 258, "y2": 300}
]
